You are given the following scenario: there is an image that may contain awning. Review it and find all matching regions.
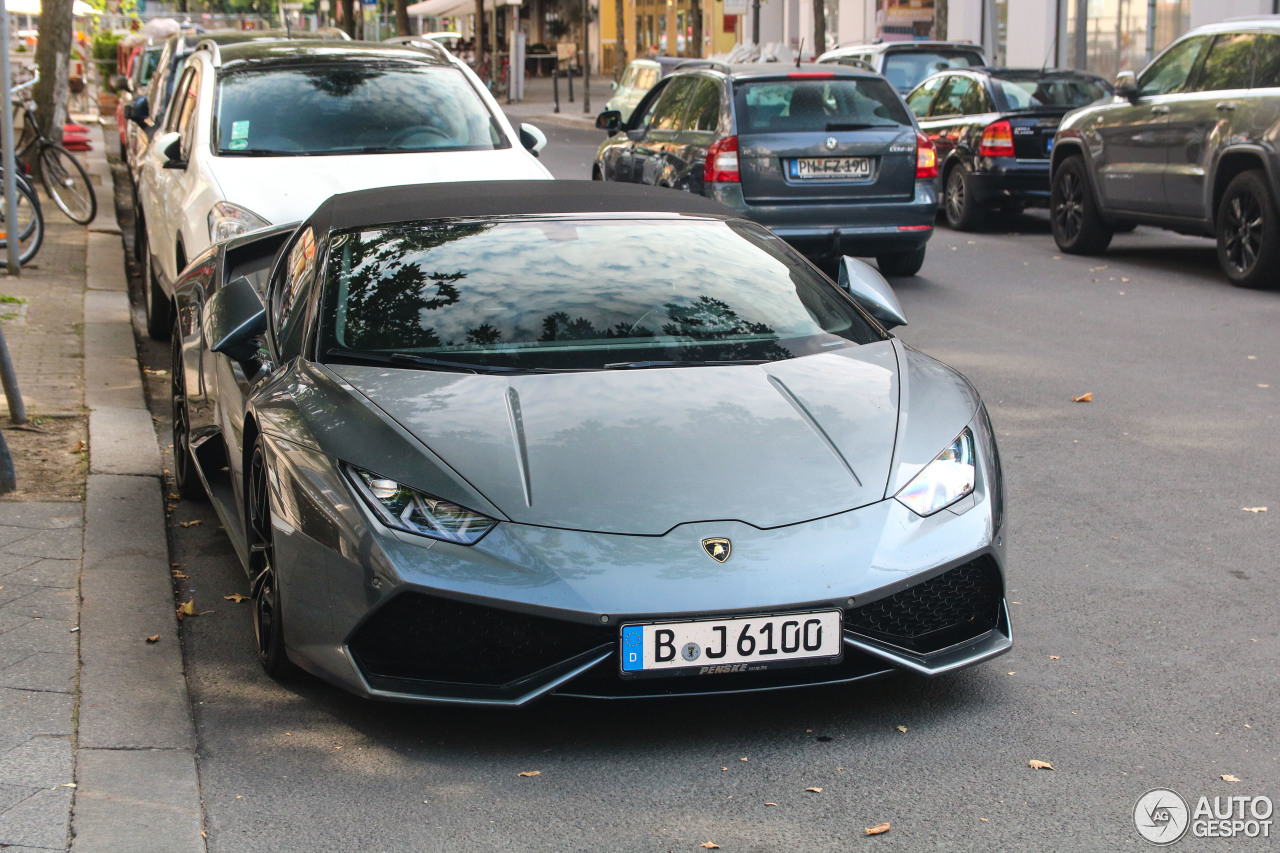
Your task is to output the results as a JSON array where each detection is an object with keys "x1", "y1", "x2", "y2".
[
  {"x1": 5, "y1": 0, "x2": 100, "y2": 15},
  {"x1": 407, "y1": 0, "x2": 501, "y2": 17}
]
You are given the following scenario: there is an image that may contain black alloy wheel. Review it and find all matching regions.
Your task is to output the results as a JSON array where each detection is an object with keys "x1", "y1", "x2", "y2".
[
  {"x1": 1050, "y1": 156, "x2": 1113, "y2": 255},
  {"x1": 876, "y1": 246, "x2": 927, "y2": 277},
  {"x1": 1217, "y1": 170, "x2": 1280, "y2": 289},
  {"x1": 170, "y1": 326, "x2": 205, "y2": 500},
  {"x1": 247, "y1": 438, "x2": 296, "y2": 679},
  {"x1": 943, "y1": 164, "x2": 984, "y2": 231}
]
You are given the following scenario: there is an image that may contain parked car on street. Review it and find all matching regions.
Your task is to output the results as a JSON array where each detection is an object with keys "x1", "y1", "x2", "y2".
[
  {"x1": 133, "y1": 39, "x2": 552, "y2": 341},
  {"x1": 112, "y1": 39, "x2": 163, "y2": 154},
  {"x1": 594, "y1": 63, "x2": 939, "y2": 276},
  {"x1": 170, "y1": 179, "x2": 1011, "y2": 706},
  {"x1": 818, "y1": 41, "x2": 986, "y2": 94},
  {"x1": 604, "y1": 56, "x2": 686, "y2": 122},
  {"x1": 906, "y1": 67, "x2": 1111, "y2": 229},
  {"x1": 1051, "y1": 16, "x2": 1280, "y2": 288}
]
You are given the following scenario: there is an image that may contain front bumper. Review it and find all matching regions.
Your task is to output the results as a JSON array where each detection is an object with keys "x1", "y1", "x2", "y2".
[
  {"x1": 266, "y1": 426, "x2": 1009, "y2": 706},
  {"x1": 707, "y1": 181, "x2": 937, "y2": 259}
]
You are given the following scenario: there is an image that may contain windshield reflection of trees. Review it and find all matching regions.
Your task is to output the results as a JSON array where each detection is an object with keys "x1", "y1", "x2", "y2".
[{"x1": 334, "y1": 227, "x2": 797, "y2": 367}]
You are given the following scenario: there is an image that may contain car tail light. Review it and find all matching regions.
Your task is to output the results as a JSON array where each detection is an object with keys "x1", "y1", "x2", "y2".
[
  {"x1": 704, "y1": 136, "x2": 740, "y2": 183},
  {"x1": 915, "y1": 132, "x2": 937, "y2": 180},
  {"x1": 978, "y1": 120, "x2": 1015, "y2": 157}
]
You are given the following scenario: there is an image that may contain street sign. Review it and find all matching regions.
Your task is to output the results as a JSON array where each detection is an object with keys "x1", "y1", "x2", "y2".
[{"x1": 722, "y1": 0, "x2": 747, "y2": 13}]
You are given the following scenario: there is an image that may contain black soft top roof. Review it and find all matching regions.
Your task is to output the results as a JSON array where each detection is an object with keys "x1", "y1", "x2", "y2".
[{"x1": 312, "y1": 180, "x2": 738, "y2": 233}]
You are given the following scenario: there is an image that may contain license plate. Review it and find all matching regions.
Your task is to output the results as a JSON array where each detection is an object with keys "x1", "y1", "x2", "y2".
[
  {"x1": 620, "y1": 610, "x2": 843, "y2": 675},
  {"x1": 790, "y1": 157, "x2": 873, "y2": 180}
]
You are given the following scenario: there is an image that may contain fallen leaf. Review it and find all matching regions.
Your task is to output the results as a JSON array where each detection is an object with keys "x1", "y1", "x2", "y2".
[
  {"x1": 721, "y1": 767, "x2": 728, "y2": 771},
  {"x1": 171, "y1": 571, "x2": 188, "y2": 579},
  {"x1": 71, "y1": 440, "x2": 87, "y2": 453},
  {"x1": 59, "y1": 782, "x2": 76, "y2": 788},
  {"x1": 224, "y1": 593, "x2": 249, "y2": 603},
  {"x1": 145, "y1": 635, "x2": 160, "y2": 643},
  {"x1": 1221, "y1": 774, "x2": 1241, "y2": 783},
  {"x1": 740, "y1": 757, "x2": 748, "y2": 762},
  {"x1": 700, "y1": 844, "x2": 720, "y2": 850},
  {"x1": 179, "y1": 520, "x2": 202, "y2": 528},
  {"x1": 980, "y1": 817, "x2": 989, "y2": 822},
  {"x1": 1242, "y1": 507, "x2": 1267, "y2": 513},
  {"x1": 1007, "y1": 671, "x2": 1016, "y2": 676},
  {"x1": 865, "y1": 822, "x2": 890, "y2": 836},
  {"x1": 169, "y1": 493, "x2": 181, "y2": 500},
  {"x1": 1049, "y1": 655, "x2": 1060, "y2": 660},
  {"x1": 896, "y1": 725, "x2": 907, "y2": 733},
  {"x1": 176, "y1": 599, "x2": 197, "y2": 620},
  {"x1": 765, "y1": 802, "x2": 777, "y2": 806},
  {"x1": 1029, "y1": 760, "x2": 1054, "y2": 770},
  {"x1": 804, "y1": 787, "x2": 823, "y2": 793},
  {"x1": 1072, "y1": 392, "x2": 1093, "y2": 403},
  {"x1": 516, "y1": 770, "x2": 541, "y2": 777}
]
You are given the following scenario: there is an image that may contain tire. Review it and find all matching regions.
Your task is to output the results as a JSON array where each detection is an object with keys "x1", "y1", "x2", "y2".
[
  {"x1": 877, "y1": 246, "x2": 927, "y2": 277},
  {"x1": 0, "y1": 178, "x2": 45, "y2": 267},
  {"x1": 247, "y1": 437, "x2": 298, "y2": 679},
  {"x1": 943, "y1": 163, "x2": 985, "y2": 231},
  {"x1": 1216, "y1": 170, "x2": 1280, "y2": 289},
  {"x1": 142, "y1": 233, "x2": 171, "y2": 341},
  {"x1": 38, "y1": 143, "x2": 96, "y2": 225},
  {"x1": 170, "y1": 324, "x2": 206, "y2": 501},
  {"x1": 1050, "y1": 156, "x2": 1113, "y2": 255}
]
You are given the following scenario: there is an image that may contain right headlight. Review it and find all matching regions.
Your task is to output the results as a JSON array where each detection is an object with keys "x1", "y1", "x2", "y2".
[
  {"x1": 208, "y1": 201, "x2": 271, "y2": 243},
  {"x1": 894, "y1": 428, "x2": 976, "y2": 517},
  {"x1": 345, "y1": 465, "x2": 497, "y2": 545}
]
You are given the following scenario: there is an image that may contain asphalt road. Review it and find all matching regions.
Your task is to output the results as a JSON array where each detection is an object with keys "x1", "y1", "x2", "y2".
[{"x1": 122, "y1": 132, "x2": 1279, "y2": 852}]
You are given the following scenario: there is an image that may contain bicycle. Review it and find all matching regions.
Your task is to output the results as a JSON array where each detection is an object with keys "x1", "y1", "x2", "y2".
[
  {"x1": 10, "y1": 74, "x2": 97, "y2": 226},
  {"x1": 0, "y1": 169, "x2": 46, "y2": 267}
]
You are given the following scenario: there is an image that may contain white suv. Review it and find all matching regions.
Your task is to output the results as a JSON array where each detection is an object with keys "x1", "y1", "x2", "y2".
[{"x1": 134, "y1": 39, "x2": 552, "y2": 339}]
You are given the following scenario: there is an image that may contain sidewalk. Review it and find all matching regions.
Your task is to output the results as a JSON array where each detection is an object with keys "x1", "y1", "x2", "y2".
[
  {"x1": 0, "y1": 123, "x2": 203, "y2": 852},
  {"x1": 499, "y1": 72, "x2": 606, "y2": 127}
]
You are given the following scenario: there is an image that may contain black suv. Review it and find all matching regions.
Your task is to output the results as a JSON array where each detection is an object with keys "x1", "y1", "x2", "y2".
[
  {"x1": 593, "y1": 63, "x2": 939, "y2": 276},
  {"x1": 1050, "y1": 17, "x2": 1280, "y2": 288}
]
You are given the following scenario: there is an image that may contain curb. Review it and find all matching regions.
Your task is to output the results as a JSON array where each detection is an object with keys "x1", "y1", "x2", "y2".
[{"x1": 70, "y1": 125, "x2": 205, "y2": 853}]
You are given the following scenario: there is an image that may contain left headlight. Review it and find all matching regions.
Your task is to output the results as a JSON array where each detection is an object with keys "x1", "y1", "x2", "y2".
[
  {"x1": 346, "y1": 465, "x2": 497, "y2": 545},
  {"x1": 208, "y1": 201, "x2": 271, "y2": 243},
  {"x1": 895, "y1": 428, "x2": 976, "y2": 517}
]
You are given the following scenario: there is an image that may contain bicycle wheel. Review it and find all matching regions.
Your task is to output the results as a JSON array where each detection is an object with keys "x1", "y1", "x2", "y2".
[
  {"x1": 39, "y1": 143, "x2": 96, "y2": 225},
  {"x1": 0, "y1": 178, "x2": 45, "y2": 267}
]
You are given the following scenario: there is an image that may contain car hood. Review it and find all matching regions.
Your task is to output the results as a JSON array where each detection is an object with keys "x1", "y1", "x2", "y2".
[
  {"x1": 329, "y1": 341, "x2": 906, "y2": 535},
  {"x1": 208, "y1": 148, "x2": 552, "y2": 226}
]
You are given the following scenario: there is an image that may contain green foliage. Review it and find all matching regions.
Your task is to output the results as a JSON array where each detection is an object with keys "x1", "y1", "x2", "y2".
[{"x1": 91, "y1": 29, "x2": 123, "y2": 90}]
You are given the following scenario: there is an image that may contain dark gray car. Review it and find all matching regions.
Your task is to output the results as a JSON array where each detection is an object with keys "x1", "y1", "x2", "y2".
[
  {"x1": 594, "y1": 63, "x2": 939, "y2": 276},
  {"x1": 1051, "y1": 16, "x2": 1280, "y2": 288}
]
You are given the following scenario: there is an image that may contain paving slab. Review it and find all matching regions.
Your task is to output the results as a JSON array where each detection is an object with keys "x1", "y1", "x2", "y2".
[
  {"x1": 71, "y1": 749, "x2": 203, "y2": 853},
  {"x1": 82, "y1": 320, "x2": 145, "y2": 411},
  {"x1": 84, "y1": 233, "x2": 126, "y2": 293},
  {"x1": 86, "y1": 408, "x2": 161, "y2": 476},
  {"x1": 0, "y1": 786, "x2": 73, "y2": 850}
]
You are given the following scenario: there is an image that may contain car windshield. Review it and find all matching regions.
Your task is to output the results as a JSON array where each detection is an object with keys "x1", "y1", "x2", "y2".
[
  {"x1": 994, "y1": 74, "x2": 1111, "y2": 109},
  {"x1": 215, "y1": 63, "x2": 505, "y2": 155},
  {"x1": 883, "y1": 50, "x2": 984, "y2": 92},
  {"x1": 319, "y1": 217, "x2": 885, "y2": 372},
  {"x1": 734, "y1": 77, "x2": 910, "y2": 133}
]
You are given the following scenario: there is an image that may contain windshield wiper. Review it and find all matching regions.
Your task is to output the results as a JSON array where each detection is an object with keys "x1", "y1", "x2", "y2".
[
  {"x1": 219, "y1": 149, "x2": 310, "y2": 157},
  {"x1": 824, "y1": 122, "x2": 900, "y2": 131},
  {"x1": 602, "y1": 359, "x2": 768, "y2": 370},
  {"x1": 325, "y1": 348, "x2": 530, "y2": 374}
]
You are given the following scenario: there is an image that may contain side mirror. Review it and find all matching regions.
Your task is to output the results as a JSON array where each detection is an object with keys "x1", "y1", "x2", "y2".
[
  {"x1": 1114, "y1": 70, "x2": 1139, "y2": 102},
  {"x1": 837, "y1": 256, "x2": 907, "y2": 330},
  {"x1": 124, "y1": 95, "x2": 150, "y2": 125},
  {"x1": 519, "y1": 122, "x2": 547, "y2": 156},
  {"x1": 109, "y1": 74, "x2": 131, "y2": 93},
  {"x1": 157, "y1": 131, "x2": 186, "y2": 169},
  {"x1": 596, "y1": 109, "x2": 622, "y2": 133},
  {"x1": 205, "y1": 276, "x2": 268, "y2": 370},
  {"x1": 609, "y1": 80, "x2": 618, "y2": 91}
]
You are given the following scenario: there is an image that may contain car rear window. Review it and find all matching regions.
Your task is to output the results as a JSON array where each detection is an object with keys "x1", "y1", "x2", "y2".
[
  {"x1": 733, "y1": 77, "x2": 911, "y2": 134},
  {"x1": 214, "y1": 63, "x2": 506, "y2": 156},
  {"x1": 882, "y1": 50, "x2": 984, "y2": 92},
  {"x1": 994, "y1": 74, "x2": 1111, "y2": 109},
  {"x1": 319, "y1": 218, "x2": 885, "y2": 372}
]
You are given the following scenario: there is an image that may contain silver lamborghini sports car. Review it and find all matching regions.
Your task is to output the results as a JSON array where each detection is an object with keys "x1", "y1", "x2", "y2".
[{"x1": 171, "y1": 180, "x2": 1010, "y2": 706}]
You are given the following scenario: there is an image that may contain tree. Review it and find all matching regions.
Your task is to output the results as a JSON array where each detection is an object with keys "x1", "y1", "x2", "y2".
[
  {"x1": 339, "y1": 0, "x2": 357, "y2": 38},
  {"x1": 614, "y1": 0, "x2": 625, "y2": 80},
  {"x1": 394, "y1": 0, "x2": 411, "y2": 37},
  {"x1": 812, "y1": 0, "x2": 825, "y2": 60},
  {"x1": 33, "y1": 0, "x2": 75, "y2": 140},
  {"x1": 935, "y1": 0, "x2": 947, "y2": 40}
]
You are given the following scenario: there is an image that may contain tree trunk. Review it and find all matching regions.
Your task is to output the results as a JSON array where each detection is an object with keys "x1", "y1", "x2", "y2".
[
  {"x1": 395, "y1": 0, "x2": 411, "y2": 36},
  {"x1": 33, "y1": 0, "x2": 73, "y2": 140},
  {"x1": 935, "y1": 0, "x2": 948, "y2": 40},
  {"x1": 476, "y1": 0, "x2": 487, "y2": 69},
  {"x1": 339, "y1": 0, "x2": 357, "y2": 38},
  {"x1": 811, "y1": 0, "x2": 825, "y2": 60},
  {"x1": 614, "y1": 0, "x2": 626, "y2": 79},
  {"x1": 691, "y1": 0, "x2": 703, "y2": 58}
]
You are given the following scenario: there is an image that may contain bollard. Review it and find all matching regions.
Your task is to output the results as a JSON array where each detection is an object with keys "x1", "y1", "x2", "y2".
[
  {"x1": 568, "y1": 67, "x2": 574, "y2": 103},
  {"x1": 553, "y1": 70, "x2": 560, "y2": 113}
]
